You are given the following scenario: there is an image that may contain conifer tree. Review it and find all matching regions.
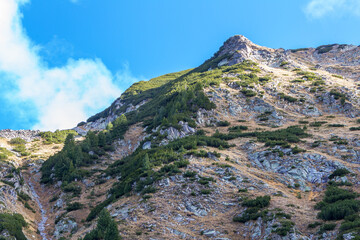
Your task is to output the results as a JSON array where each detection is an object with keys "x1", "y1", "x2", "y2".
[
  {"x1": 142, "y1": 153, "x2": 150, "y2": 170},
  {"x1": 104, "y1": 221, "x2": 121, "y2": 240}
]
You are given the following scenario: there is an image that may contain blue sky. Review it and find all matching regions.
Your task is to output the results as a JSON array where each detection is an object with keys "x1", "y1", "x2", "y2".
[{"x1": 1, "y1": 0, "x2": 360, "y2": 130}]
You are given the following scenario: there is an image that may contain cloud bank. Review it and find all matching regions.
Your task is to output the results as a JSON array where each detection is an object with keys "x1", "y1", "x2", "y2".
[
  {"x1": 0, "y1": 0, "x2": 137, "y2": 130},
  {"x1": 305, "y1": 0, "x2": 360, "y2": 18}
]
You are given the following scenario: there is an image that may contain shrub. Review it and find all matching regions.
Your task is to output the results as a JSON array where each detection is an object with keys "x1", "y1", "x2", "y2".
[
  {"x1": 241, "y1": 89, "x2": 257, "y2": 97},
  {"x1": 308, "y1": 222, "x2": 322, "y2": 229},
  {"x1": 316, "y1": 187, "x2": 360, "y2": 221},
  {"x1": 309, "y1": 121, "x2": 327, "y2": 127},
  {"x1": 200, "y1": 189, "x2": 212, "y2": 195},
  {"x1": 329, "y1": 168, "x2": 350, "y2": 179},
  {"x1": 24, "y1": 202, "x2": 35, "y2": 212},
  {"x1": 17, "y1": 191, "x2": 31, "y2": 202},
  {"x1": 298, "y1": 120, "x2": 309, "y2": 124},
  {"x1": 316, "y1": 44, "x2": 335, "y2": 54},
  {"x1": 280, "y1": 61, "x2": 289, "y2": 67},
  {"x1": 233, "y1": 196, "x2": 271, "y2": 223},
  {"x1": 292, "y1": 146, "x2": 306, "y2": 154},
  {"x1": 243, "y1": 196, "x2": 271, "y2": 208},
  {"x1": 259, "y1": 76, "x2": 271, "y2": 82},
  {"x1": 228, "y1": 125, "x2": 248, "y2": 131},
  {"x1": 217, "y1": 121, "x2": 230, "y2": 127},
  {"x1": 317, "y1": 200, "x2": 360, "y2": 220},
  {"x1": 83, "y1": 209, "x2": 121, "y2": 240},
  {"x1": 9, "y1": 138, "x2": 26, "y2": 145},
  {"x1": 330, "y1": 89, "x2": 347, "y2": 100},
  {"x1": 66, "y1": 202, "x2": 83, "y2": 212},
  {"x1": 62, "y1": 182, "x2": 82, "y2": 196},
  {"x1": 278, "y1": 93, "x2": 297, "y2": 102},
  {"x1": 39, "y1": 130, "x2": 78, "y2": 144},
  {"x1": 328, "y1": 124, "x2": 345, "y2": 127},
  {"x1": 183, "y1": 171, "x2": 197, "y2": 178},
  {"x1": 319, "y1": 223, "x2": 336, "y2": 233},
  {"x1": 0, "y1": 213, "x2": 27, "y2": 240},
  {"x1": 272, "y1": 220, "x2": 295, "y2": 236}
]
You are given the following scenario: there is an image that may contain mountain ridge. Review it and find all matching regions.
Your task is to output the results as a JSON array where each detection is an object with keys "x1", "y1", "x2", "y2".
[{"x1": 1, "y1": 35, "x2": 360, "y2": 239}]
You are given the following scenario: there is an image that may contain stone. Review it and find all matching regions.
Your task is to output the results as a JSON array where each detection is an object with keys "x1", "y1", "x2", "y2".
[{"x1": 142, "y1": 141, "x2": 151, "y2": 149}]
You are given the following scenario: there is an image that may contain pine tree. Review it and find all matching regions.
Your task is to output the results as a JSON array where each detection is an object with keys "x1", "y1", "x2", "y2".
[
  {"x1": 97, "y1": 210, "x2": 112, "y2": 235},
  {"x1": 112, "y1": 115, "x2": 128, "y2": 139},
  {"x1": 142, "y1": 153, "x2": 151, "y2": 170},
  {"x1": 98, "y1": 132, "x2": 106, "y2": 148},
  {"x1": 104, "y1": 221, "x2": 121, "y2": 240}
]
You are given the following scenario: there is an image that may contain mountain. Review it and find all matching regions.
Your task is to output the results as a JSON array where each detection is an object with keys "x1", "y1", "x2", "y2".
[{"x1": 1, "y1": 35, "x2": 360, "y2": 239}]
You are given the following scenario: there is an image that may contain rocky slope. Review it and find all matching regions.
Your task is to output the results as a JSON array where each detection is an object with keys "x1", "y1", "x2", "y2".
[{"x1": 2, "y1": 35, "x2": 360, "y2": 240}]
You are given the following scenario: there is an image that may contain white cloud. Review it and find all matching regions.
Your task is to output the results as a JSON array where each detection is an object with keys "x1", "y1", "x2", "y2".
[
  {"x1": 305, "y1": 0, "x2": 360, "y2": 18},
  {"x1": 0, "y1": 0, "x2": 138, "y2": 130}
]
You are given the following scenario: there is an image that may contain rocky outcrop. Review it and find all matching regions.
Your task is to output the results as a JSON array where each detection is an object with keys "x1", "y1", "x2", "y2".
[
  {"x1": 215, "y1": 35, "x2": 289, "y2": 68},
  {"x1": 0, "y1": 129, "x2": 40, "y2": 142}
]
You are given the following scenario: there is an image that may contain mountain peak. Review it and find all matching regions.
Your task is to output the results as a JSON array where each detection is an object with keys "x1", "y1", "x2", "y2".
[{"x1": 213, "y1": 35, "x2": 281, "y2": 67}]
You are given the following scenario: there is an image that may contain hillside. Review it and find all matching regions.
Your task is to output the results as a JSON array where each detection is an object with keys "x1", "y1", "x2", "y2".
[{"x1": 1, "y1": 35, "x2": 360, "y2": 239}]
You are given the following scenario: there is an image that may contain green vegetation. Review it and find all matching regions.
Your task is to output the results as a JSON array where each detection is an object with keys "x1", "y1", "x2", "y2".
[
  {"x1": 17, "y1": 191, "x2": 31, "y2": 202},
  {"x1": 309, "y1": 121, "x2": 327, "y2": 127},
  {"x1": 329, "y1": 136, "x2": 348, "y2": 145},
  {"x1": 330, "y1": 89, "x2": 347, "y2": 105},
  {"x1": 9, "y1": 138, "x2": 26, "y2": 145},
  {"x1": 66, "y1": 202, "x2": 83, "y2": 212},
  {"x1": 332, "y1": 74, "x2": 344, "y2": 79},
  {"x1": 200, "y1": 189, "x2": 212, "y2": 195},
  {"x1": 278, "y1": 93, "x2": 297, "y2": 102},
  {"x1": 318, "y1": 223, "x2": 336, "y2": 234},
  {"x1": 214, "y1": 125, "x2": 308, "y2": 148},
  {"x1": 233, "y1": 196, "x2": 271, "y2": 223},
  {"x1": 328, "y1": 124, "x2": 345, "y2": 127},
  {"x1": 308, "y1": 222, "x2": 322, "y2": 229},
  {"x1": 39, "y1": 130, "x2": 78, "y2": 144},
  {"x1": 297, "y1": 71, "x2": 322, "y2": 81},
  {"x1": 316, "y1": 44, "x2": 335, "y2": 54},
  {"x1": 217, "y1": 121, "x2": 230, "y2": 127},
  {"x1": 315, "y1": 186, "x2": 360, "y2": 221},
  {"x1": 87, "y1": 134, "x2": 230, "y2": 221},
  {"x1": 0, "y1": 147, "x2": 13, "y2": 160},
  {"x1": 280, "y1": 61, "x2": 289, "y2": 67},
  {"x1": 272, "y1": 220, "x2": 295, "y2": 236},
  {"x1": 338, "y1": 215, "x2": 360, "y2": 238},
  {"x1": 241, "y1": 89, "x2": 257, "y2": 97},
  {"x1": 87, "y1": 69, "x2": 192, "y2": 123},
  {"x1": 314, "y1": 172, "x2": 360, "y2": 239},
  {"x1": 82, "y1": 210, "x2": 121, "y2": 240},
  {"x1": 291, "y1": 146, "x2": 306, "y2": 154},
  {"x1": 9, "y1": 138, "x2": 29, "y2": 156},
  {"x1": 183, "y1": 171, "x2": 197, "y2": 178},
  {"x1": 228, "y1": 125, "x2": 248, "y2": 131},
  {"x1": 298, "y1": 120, "x2": 309, "y2": 124},
  {"x1": 62, "y1": 182, "x2": 82, "y2": 196},
  {"x1": 350, "y1": 127, "x2": 360, "y2": 131},
  {"x1": 291, "y1": 79, "x2": 305, "y2": 83},
  {"x1": 0, "y1": 213, "x2": 27, "y2": 240},
  {"x1": 290, "y1": 48, "x2": 309, "y2": 53},
  {"x1": 329, "y1": 168, "x2": 350, "y2": 179},
  {"x1": 41, "y1": 115, "x2": 128, "y2": 184},
  {"x1": 91, "y1": 60, "x2": 259, "y2": 135}
]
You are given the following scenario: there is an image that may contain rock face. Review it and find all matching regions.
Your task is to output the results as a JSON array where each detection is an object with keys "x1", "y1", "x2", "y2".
[
  {"x1": 74, "y1": 99, "x2": 149, "y2": 135},
  {"x1": 215, "y1": 35, "x2": 289, "y2": 67},
  {"x1": 0, "y1": 129, "x2": 40, "y2": 141},
  {"x1": 54, "y1": 218, "x2": 77, "y2": 239}
]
